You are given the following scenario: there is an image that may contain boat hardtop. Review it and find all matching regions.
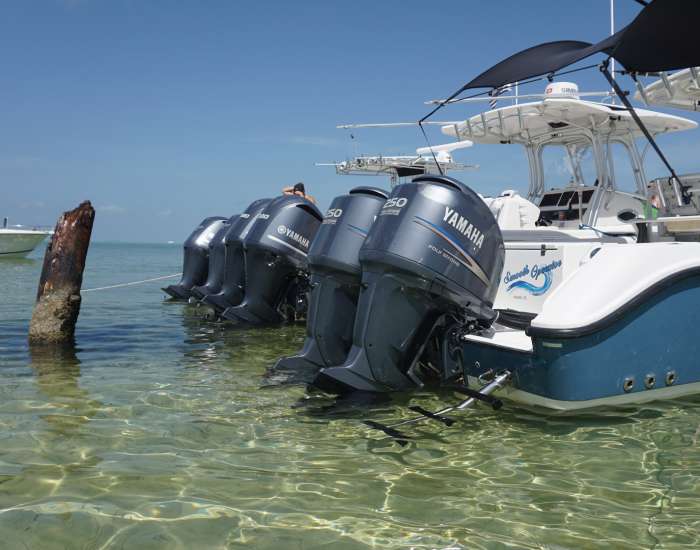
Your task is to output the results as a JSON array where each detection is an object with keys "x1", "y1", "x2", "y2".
[
  {"x1": 441, "y1": 96, "x2": 696, "y2": 145},
  {"x1": 438, "y1": 84, "x2": 696, "y2": 235}
]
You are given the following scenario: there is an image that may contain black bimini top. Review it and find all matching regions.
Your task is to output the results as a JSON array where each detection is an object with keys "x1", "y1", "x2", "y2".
[{"x1": 459, "y1": 0, "x2": 700, "y2": 93}]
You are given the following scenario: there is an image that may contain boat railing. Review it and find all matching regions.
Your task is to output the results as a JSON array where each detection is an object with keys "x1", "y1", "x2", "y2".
[{"x1": 650, "y1": 173, "x2": 700, "y2": 216}]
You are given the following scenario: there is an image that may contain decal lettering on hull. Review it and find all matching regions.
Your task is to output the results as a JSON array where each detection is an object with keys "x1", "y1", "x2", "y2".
[{"x1": 505, "y1": 260, "x2": 562, "y2": 296}]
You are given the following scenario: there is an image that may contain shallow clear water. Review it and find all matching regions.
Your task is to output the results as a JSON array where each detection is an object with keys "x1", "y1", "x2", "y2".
[{"x1": 1, "y1": 242, "x2": 700, "y2": 549}]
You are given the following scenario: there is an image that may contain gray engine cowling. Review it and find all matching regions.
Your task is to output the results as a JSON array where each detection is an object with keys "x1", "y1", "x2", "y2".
[
  {"x1": 200, "y1": 198, "x2": 272, "y2": 313},
  {"x1": 222, "y1": 194, "x2": 322, "y2": 325},
  {"x1": 273, "y1": 186, "x2": 389, "y2": 376},
  {"x1": 314, "y1": 175, "x2": 504, "y2": 393},
  {"x1": 190, "y1": 214, "x2": 239, "y2": 300},
  {"x1": 163, "y1": 216, "x2": 227, "y2": 300}
]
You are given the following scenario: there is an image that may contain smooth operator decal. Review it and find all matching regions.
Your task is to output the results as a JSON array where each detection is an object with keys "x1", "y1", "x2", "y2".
[{"x1": 504, "y1": 260, "x2": 562, "y2": 296}]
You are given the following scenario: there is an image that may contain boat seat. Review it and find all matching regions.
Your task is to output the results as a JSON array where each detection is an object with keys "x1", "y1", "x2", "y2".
[{"x1": 484, "y1": 190, "x2": 540, "y2": 230}]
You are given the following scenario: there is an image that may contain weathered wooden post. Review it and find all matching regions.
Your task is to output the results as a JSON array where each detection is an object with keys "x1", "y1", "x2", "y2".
[{"x1": 29, "y1": 201, "x2": 95, "y2": 344}]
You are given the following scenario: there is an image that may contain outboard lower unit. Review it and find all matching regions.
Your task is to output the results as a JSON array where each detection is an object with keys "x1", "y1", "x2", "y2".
[
  {"x1": 222, "y1": 195, "x2": 322, "y2": 325},
  {"x1": 190, "y1": 215, "x2": 239, "y2": 300},
  {"x1": 200, "y1": 198, "x2": 272, "y2": 313},
  {"x1": 314, "y1": 175, "x2": 505, "y2": 393},
  {"x1": 163, "y1": 216, "x2": 228, "y2": 300},
  {"x1": 273, "y1": 186, "x2": 389, "y2": 376}
]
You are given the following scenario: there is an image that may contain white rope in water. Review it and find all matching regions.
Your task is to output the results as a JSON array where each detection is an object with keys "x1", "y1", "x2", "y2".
[{"x1": 82, "y1": 273, "x2": 182, "y2": 293}]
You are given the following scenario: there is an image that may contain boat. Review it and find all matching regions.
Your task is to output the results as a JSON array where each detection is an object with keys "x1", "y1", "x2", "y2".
[
  {"x1": 279, "y1": 0, "x2": 700, "y2": 417},
  {"x1": 440, "y1": 82, "x2": 695, "y2": 317},
  {"x1": 304, "y1": 84, "x2": 698, "y2": 402},
  {"x1": 0, "y1": 218, "x2": 51, "y2": 258},
  {"x1": 173, "y1": 0, "x2": 700, "y2": 427},
  {"x1": 635, "y1": 67, "x2": 700, "y2": 112},
  {"x1": 317, "y1": 141, "x2": 477, "y2": 187},
  {"x1": 632, "y1": 69, "x2": 700, "y2": 238}
]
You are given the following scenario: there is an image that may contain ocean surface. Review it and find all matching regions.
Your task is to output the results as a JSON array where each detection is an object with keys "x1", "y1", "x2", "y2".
[{"x1": 1, "y1": 242, "x2": 700, "y2": 549}]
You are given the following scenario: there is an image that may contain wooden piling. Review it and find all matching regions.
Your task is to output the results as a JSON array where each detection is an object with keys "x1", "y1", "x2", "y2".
[{"x1": 29, "y1": 201, "x2": 95, "y2": 344}]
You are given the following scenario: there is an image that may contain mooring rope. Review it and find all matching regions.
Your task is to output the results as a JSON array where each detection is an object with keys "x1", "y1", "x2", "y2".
[{"x1": 82, "y1": 273, "x2": 182, "y2": 293}]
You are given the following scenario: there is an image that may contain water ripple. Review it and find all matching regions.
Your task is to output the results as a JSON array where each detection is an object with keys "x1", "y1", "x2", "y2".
[{"x1": 1, "y1": 245, "x2": 700, "y2": 548}]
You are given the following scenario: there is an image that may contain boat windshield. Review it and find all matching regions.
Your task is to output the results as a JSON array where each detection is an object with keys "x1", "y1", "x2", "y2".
[
  {"x1": 541, "y1": 143, "x2": 597, "y2": 190},
  {"x1": 532, "y1": 132, "x2": 648, "y2": 226},
  {"x1": 604, "y1": 140, "x2": 644, "y2": 196}
]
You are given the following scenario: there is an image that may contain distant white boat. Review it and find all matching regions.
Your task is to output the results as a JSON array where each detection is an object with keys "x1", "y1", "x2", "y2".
[
  {"x1": 0, "y1": 220, "x2": 51, "y2": 258},
  {"x1": 316, "y1": 141, "x2": 477, "y2": 187},
  {"x1": 635, "y1": 67, "x2": 700, "y2": 111}
]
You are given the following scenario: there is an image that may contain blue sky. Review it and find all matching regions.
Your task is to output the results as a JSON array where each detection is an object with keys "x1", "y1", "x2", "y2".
[{"x1": 2, "y1": 0, "x2": 699, "y2": 242}]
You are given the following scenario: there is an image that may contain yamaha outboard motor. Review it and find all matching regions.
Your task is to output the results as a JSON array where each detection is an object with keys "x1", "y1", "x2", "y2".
[
  {"x1": 163, "y1": 216, "x2": 227, "y2": 300},
  {"x1": 200, "y1": 198, "x2": 272, "y2": 312},
  {"x1": 273, "y1": 187, "x2": 389, "y2": 376},
  {"x1": 314, "y1": 175, "x2": 504, "y2": 393},
  {"x1": 222, "y1": 194, "x2": 322, "y2": 325},
  {"x1": 190, "y1": 214, "x2": 239, "y2": 300}
]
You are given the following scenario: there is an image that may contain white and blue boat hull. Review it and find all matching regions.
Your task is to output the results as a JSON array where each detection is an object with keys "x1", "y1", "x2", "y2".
[{"x1": 462, "y1": 243, "x2": 700, "y2": 411}]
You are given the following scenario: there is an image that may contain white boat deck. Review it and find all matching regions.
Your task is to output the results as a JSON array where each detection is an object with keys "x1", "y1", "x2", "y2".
[{"x1": 463, "y1": 325, "x2": 533, "y2": 353}]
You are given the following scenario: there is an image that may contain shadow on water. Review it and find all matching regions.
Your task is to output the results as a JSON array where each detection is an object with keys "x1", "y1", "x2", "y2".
[
  {"x1": 502, "y1": 400, "x2": 676, "y2": 436},
  {"x1": 177, "y1": 302, "x2": 306, "y2": 371},
  {"x1": 292, "y1": 389, "x2": 398, "y2": 419},
  {"x1": 28, "y1": 343, "x2": 102, "y2": 436},
  {"x1": 261, "y1": 358, "x2": 318, "y2": 387},
  {"x1": 285, "y1": 379, "x2": 690, "y2": 447}
]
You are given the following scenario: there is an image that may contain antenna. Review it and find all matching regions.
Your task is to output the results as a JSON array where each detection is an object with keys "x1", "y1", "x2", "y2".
[
  {"x1": 610, "y1": 0, "x2": 616, "y2": 104},
  {"x1": 336, "y1": 121, "x2": 464, "y2": 129}
]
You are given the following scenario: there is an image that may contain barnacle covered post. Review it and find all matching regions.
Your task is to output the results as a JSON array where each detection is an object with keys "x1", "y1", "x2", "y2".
[{"x1": 29, "y1": 201, "x2": 95, "y2": 344}]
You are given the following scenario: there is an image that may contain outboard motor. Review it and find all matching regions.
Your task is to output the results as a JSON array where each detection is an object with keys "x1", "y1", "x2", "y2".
[
  {"x1": 163, "y1": 216, "x2": 227, "y2": 300},
  {"x1": 222, "y1": 194, "x2": 322, "y2": 325},
  {"x1": 273, "y1": 187, "x2": 389, "y2": 373},
  {"x1": 190, "y1": 214, "x2": 239, "y2": 300},
  {"x1": 200, "y1": 198, "x2": 272, "y2": 312},
  {"x1": 273, "y1": 187, "x2": 389, "y2": 375},
  {"x1": 314, "y1": 175, "x2": 505, "y2": 393}
]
